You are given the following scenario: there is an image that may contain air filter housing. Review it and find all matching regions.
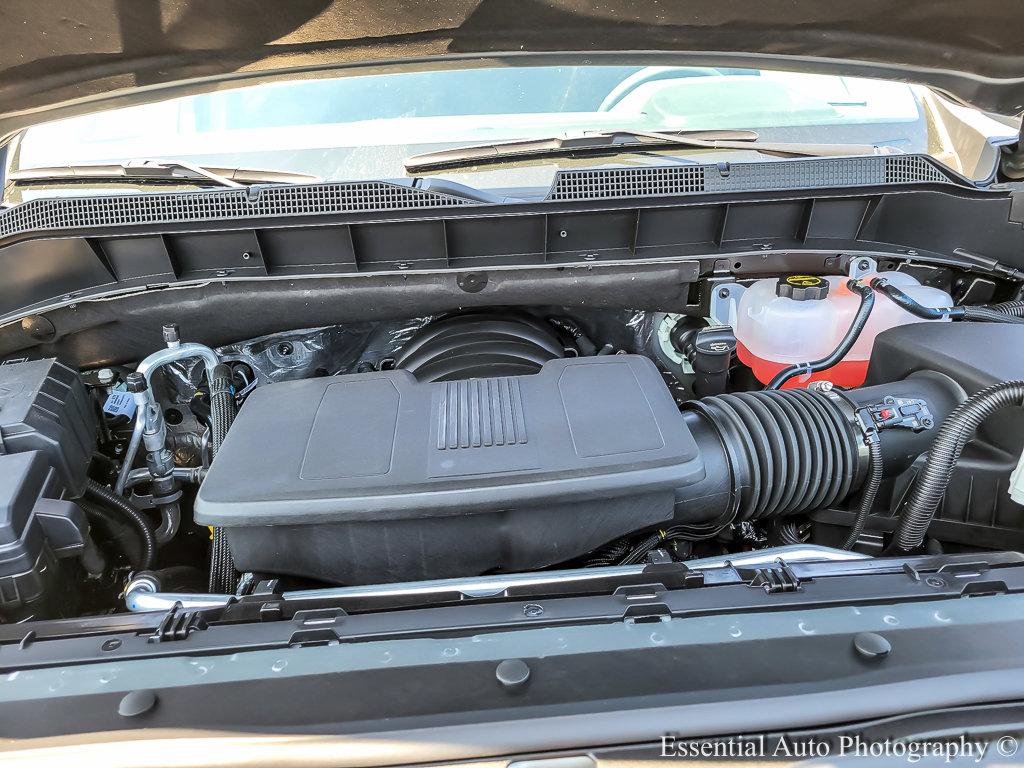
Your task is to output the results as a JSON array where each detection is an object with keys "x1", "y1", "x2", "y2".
[{"x1": 195, "y1": 354, "x2": 706, "y2": 583}]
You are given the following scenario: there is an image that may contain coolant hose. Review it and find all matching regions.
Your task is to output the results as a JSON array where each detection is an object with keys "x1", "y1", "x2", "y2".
[
  {"x1": 872, "y1": 278, "x2": 1024, "y2": 324},
  {"x1": 766, "y1": 280, "x2": 875, "y2": 390},
  {"x1": 209, "y1": 364, "x2": 238, "y2": 593},
  {"x1": 841, "y1": 436, "x2": 883, "y2": 550},
  {"x1": 891, "y1": 380, "x2": 1024, "y2": 552},
  {"x1": 84, "y1": 479, "x2": 156, "y2": 570}
]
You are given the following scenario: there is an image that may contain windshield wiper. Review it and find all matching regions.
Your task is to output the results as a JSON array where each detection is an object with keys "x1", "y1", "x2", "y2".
[
  {"x1": 7, "y1": 159, "x2": 322, "y2": 188},
  {"x1": 405, "y1": 129, "x2": 897, "y2": 172}
]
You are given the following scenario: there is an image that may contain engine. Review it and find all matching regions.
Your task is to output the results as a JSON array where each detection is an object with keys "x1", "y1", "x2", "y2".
[{"x1": 2, "y1": 272, "x2": 1023, "y2": 620}]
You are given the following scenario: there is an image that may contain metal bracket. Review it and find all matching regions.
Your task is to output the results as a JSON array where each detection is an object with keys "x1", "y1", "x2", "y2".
[
  {"x1": 708, "y1": 282, "x2": 746, "y2": 326},
  {"x1": 848, "y1": 256, "x2": 878, "y2": 279}
]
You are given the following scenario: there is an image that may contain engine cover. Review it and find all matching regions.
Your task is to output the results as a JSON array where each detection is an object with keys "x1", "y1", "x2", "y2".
[{"x1": 195, "y1": 355, "x2": 706, "y2": 583}]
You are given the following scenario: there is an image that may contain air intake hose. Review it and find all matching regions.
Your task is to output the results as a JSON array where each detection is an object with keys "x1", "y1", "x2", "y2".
[{"x1": 675, "y1": 376, "x2": 961, "y2": 529}]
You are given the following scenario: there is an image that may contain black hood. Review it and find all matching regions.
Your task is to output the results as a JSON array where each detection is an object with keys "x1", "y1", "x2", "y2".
[{"x1": 1, "y1": 0, "x2": 1023, "y2": 136}]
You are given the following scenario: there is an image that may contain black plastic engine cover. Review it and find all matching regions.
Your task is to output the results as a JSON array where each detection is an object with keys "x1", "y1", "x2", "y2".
[{"x1": 196, "y1": 354, "x2": 706, "y2": 583}]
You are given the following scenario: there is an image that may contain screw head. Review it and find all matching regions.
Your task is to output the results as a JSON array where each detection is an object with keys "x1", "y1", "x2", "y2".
[
  {"x1": 718, "y1": 288, "x2": 730, "y2": 299},
  {"x1": 241, "y1": 251, "x2": 252, "y2": 260},
  {"x1": 858, "y1": 259, "x2": 871, "y2": 271},
  {"x1": 522, "y1": 603, "x2": 544, "y2": 618}
]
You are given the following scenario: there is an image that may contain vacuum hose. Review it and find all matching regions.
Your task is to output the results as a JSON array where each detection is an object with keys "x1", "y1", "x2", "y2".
[
  {"x1": 891, "y1": 380, "x2": 1024, "y2": 552},
  {"x1": 208, "y1": 364, "x2": 238, "y2": 593}
]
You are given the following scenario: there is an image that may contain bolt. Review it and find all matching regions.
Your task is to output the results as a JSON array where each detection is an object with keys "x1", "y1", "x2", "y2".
[
  {"x1": 858, "y1": 259, "x2": 871, "y2": 271},
  {"x1": 718, "y1": 288, "x2": 730, "y2": 299},
  {"x1": 277, "y1": 341, "x2": 294, "y2": 356},
  {"x1": 522, "y1": 603, "x2": 544, "y2": 618},
  {"x1": 97, "y1": 368, "x2": 116, "y2": 386},
  {"x1": 810, "y1": 380, "x2": 834, "y2": 392},
  {"x1": 922, "y1": 418, "x2": 934, "y2": 429},
  {"x1": 162, "y1": 323, "x2": 180, "y2": 349}
]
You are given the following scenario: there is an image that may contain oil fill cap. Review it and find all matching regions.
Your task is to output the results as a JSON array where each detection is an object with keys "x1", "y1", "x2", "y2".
[{"x1": 776, "y1": 275, "x2": 829, "y2": 301}]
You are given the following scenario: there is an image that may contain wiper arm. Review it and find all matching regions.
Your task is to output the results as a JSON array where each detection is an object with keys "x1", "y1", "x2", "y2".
[
  {"x1": 405, "y1": 129, "x2": 896, "y2": 172},
  {"x1": 8, "y1": 159, "x2": 323, "y2": 188}
]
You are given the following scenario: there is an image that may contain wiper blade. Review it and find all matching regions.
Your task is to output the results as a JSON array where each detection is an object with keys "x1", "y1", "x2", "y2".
[
  {"x1": 405, "y1": 129, "x2": 897, "y2": 172},
  {"x1": 7, "y1": 159, "x2": 322, "y2": 188}
]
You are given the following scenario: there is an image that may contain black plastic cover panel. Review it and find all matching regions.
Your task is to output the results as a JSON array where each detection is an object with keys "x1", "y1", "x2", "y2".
[
  {"x1": 0, "y1": 359, "x2": 95, "y2": 497},
  {"x1": 197, "y1": 354, "x2": 704, "y2": 525}
]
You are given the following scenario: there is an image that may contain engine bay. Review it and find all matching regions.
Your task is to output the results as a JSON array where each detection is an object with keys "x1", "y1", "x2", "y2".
[{"x1": 1, "y1": 261, "x2": 1023, "y2": 621}]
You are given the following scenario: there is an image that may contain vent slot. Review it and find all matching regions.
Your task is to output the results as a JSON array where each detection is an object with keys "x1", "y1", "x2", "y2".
[
  {"x1": 0, "y1": 182, "x2": 470, "y2": 241},
  {"x1": 549, "y1": 165, "x2": 706, "y2": 201},
  {"x1": 885, "y1": 155, "x2": 949, "y2": 184}
]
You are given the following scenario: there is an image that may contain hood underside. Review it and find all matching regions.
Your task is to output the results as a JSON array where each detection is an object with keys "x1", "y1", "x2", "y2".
[{"x1": 2, "y1": 0, "x2": 1024, "y2": 137}]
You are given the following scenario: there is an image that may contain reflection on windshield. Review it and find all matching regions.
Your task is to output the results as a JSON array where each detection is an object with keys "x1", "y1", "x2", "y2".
[{"x1": 16, "y1": 65, "x2": 928, "y2": 186}]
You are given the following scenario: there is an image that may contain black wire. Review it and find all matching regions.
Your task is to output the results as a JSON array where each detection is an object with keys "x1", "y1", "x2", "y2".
[
  {"x1": 766, "y1": 280, "x2": 875, "y2": 390},
  {"x1": 841, "y1": 436, "x2": 883, "y2": 550}
]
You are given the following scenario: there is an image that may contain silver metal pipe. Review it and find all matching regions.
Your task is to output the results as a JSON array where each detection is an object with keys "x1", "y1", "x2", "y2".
[
  {"x1": 114, "y1": 343, "x2": 220, "y2": 495},
  {"x1": 124, "y1": 544, "x2": 869, "y2": 613}
]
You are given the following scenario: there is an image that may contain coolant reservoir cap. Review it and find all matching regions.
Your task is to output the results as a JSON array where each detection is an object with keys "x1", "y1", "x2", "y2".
[{"x1": 776, "y1": 275, "x2": 829, "y2": 301}]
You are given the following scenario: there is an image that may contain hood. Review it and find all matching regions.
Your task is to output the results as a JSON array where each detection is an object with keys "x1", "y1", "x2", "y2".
[{"x1": 2, "y1": 0, "x2": 1023, "y2": 137}]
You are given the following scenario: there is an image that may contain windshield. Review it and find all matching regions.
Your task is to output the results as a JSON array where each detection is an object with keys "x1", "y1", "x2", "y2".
[{"x1": 7, "y1": 64, "x2": 1004, "y2": 195}]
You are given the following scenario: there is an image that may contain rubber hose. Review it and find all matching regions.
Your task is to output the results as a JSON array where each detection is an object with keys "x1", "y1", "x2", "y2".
[
  {"x1": 766, "y1": 280, "x2": 875, "y2": 390},
  {"x1": 891, "y1": 380, "x2": 1024, "y2": 552},
  {"x1": 84, "y1": 480, "x2": 156, "y2": 570},
  {"x1": 870, "y1": 277, "x2": 960, "y2": 319},
  {"x1": 684, "y1": 389, "x2": 861, "y2": 522},
  {"x1": 961, "y1": 306, "x2": 1024, "y2": 324},
  {"x1": 841, "y1": 437, "x2": 883, "y2": 550},
  {"x1": 871, "y1": 279, "x2": 1024, "y2": 324},
  {"x1": 81, "y1": 501, "x2": 144, "y2": 569},
  {"x1": 209, "y1": 364, "x2": 238, "y2": 593}
]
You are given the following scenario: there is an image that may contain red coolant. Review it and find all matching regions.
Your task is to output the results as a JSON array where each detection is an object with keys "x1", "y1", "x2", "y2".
[{"x1": 733, "y1": 273, "x2": 954, "y2": 389}]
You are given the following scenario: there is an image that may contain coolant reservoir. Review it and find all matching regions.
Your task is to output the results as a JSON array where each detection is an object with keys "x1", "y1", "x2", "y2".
[{"x1": 734, "y1": 273, "x2": 953, "y2": 388}]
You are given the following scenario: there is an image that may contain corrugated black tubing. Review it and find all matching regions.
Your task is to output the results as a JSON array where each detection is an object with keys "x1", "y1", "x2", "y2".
[
  {"x1": 991, "y1": 300, "x2": 1024, "y2": 316},
  {"x1": 683, "y1": 389, "x2": 862, "y2": 523},
  {"x1": 766, "y1": 280, "x2": 875, "y2": 390},
  {"x1": 892, "y1": 380, "x2": 1024, "y2": 552},
  {"x1": 209, "y1": 364, "x2": 238, "y2": 593},
  {"x1": 841, "y1": 437, "x2": 883, "y2": 550},
  {"x1": 85, "y1": 479, "x2": 156, "y2": 570},
  {"x1": 961, "y1": 306, "x2": 1024, "y2": 324}
]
